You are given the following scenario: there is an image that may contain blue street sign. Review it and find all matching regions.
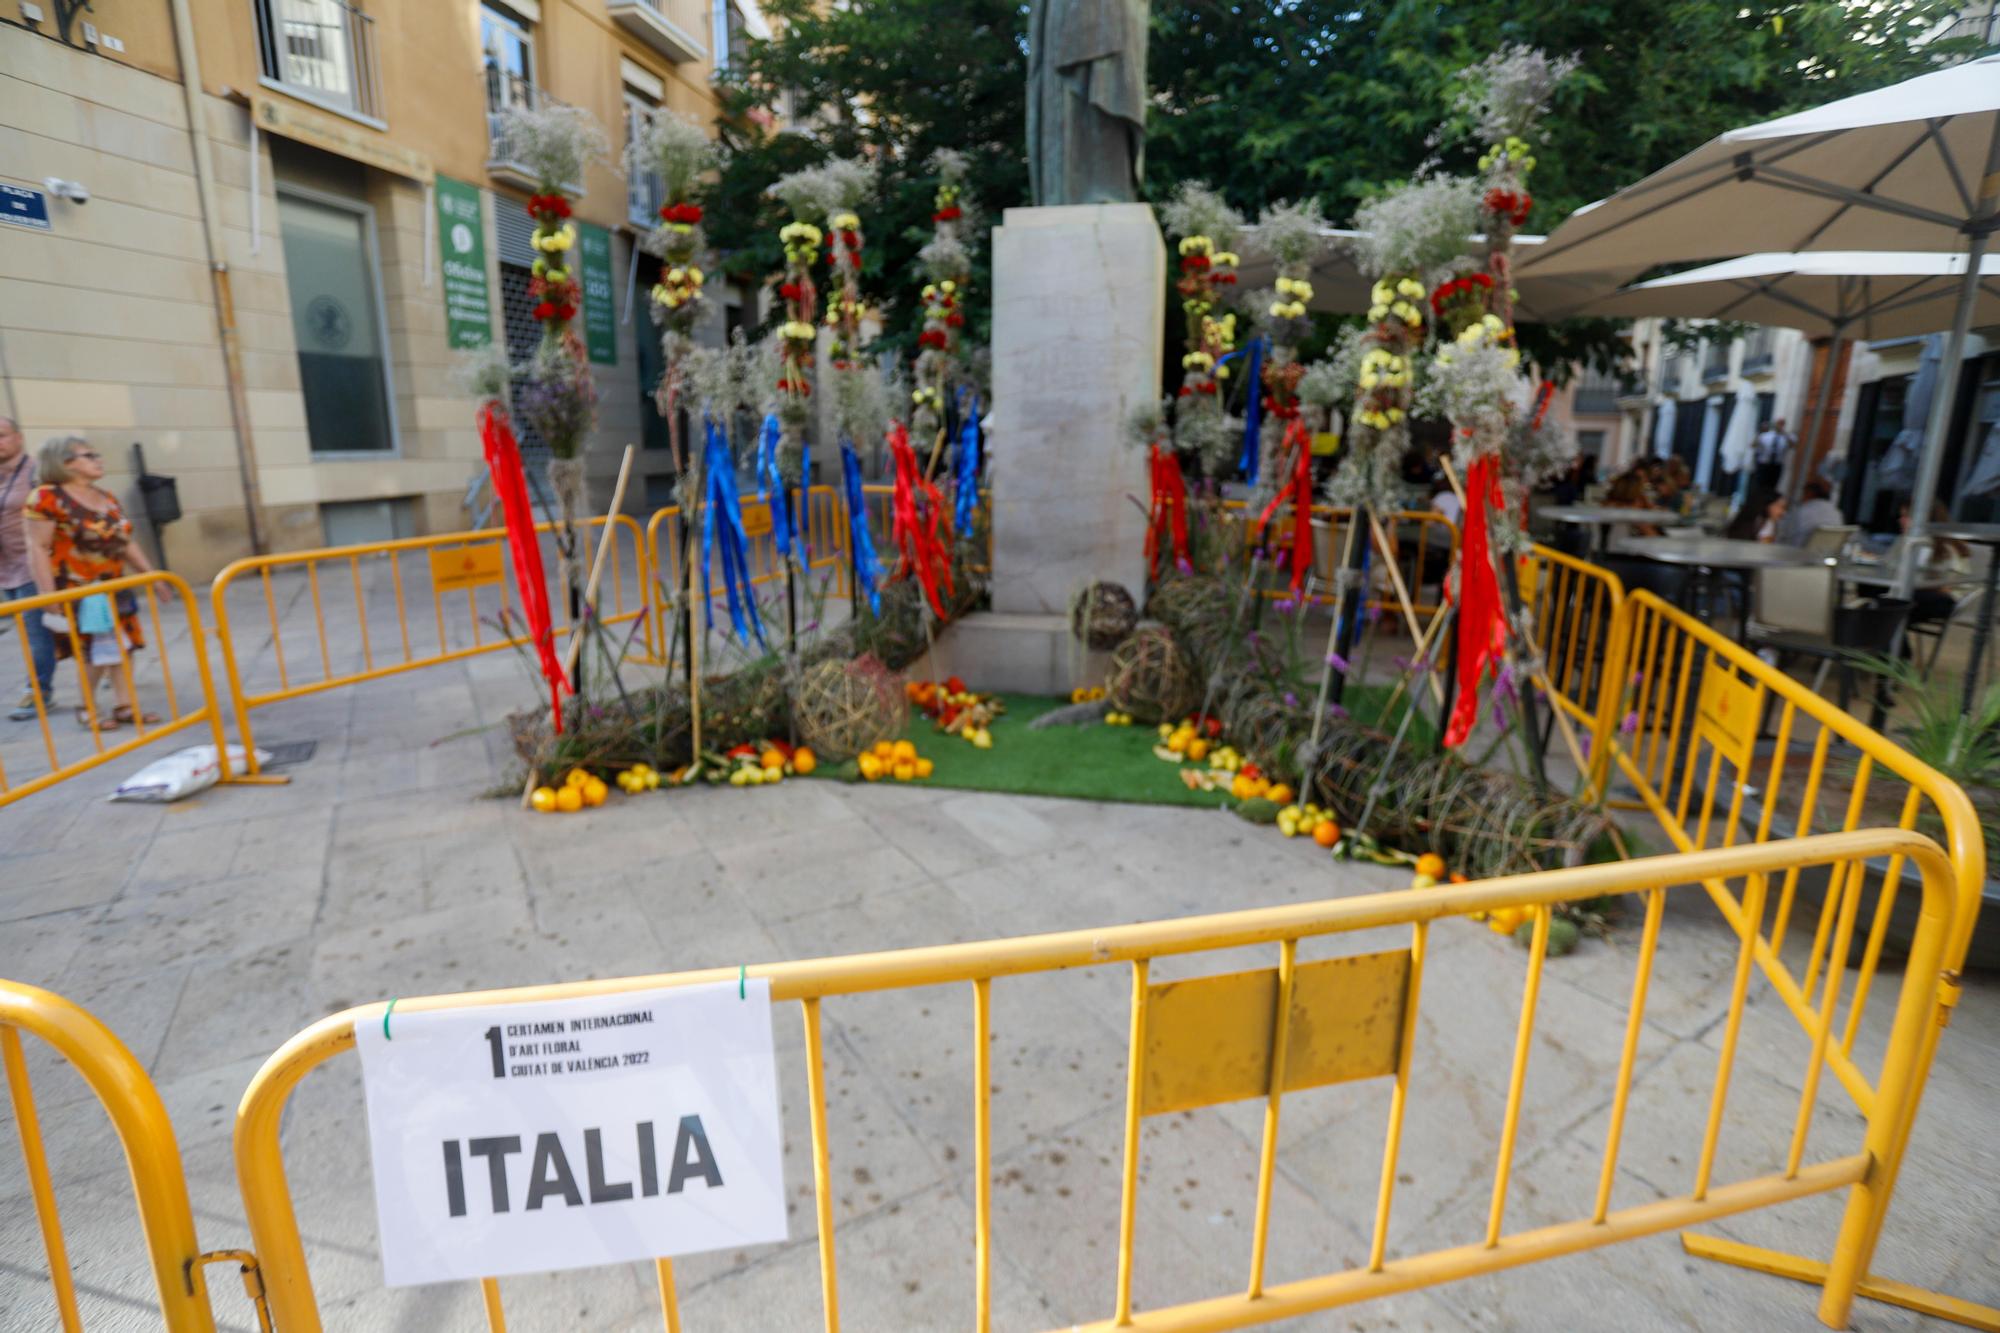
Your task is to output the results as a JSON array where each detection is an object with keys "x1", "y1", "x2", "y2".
[{"x1": 1, "y1": 184, "x2": 52, "y2": 231}]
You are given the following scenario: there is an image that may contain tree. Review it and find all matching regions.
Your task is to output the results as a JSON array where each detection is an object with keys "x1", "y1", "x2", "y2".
[{"x1": 709, "y1": 0, "x2": 1967, "y2": 371}]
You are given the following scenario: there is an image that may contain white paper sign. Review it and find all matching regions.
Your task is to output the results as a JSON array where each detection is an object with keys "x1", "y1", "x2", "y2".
[{"x1": 356, "y1": 980, "x2": 786, "y2": 1286}]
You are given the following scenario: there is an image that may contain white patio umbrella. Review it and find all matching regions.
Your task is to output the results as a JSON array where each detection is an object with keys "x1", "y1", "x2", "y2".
[
  {"x1": 1574, "y1": 251, "x2": 2000, "y2": 494},
  {"x1": 1517, "y1": 54, "x2": 2000, "y2": 595}
]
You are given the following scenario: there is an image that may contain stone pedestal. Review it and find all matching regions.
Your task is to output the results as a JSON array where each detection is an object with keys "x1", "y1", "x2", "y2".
[{"x1": 950, "y1": 204, "x2": 1164, "y2": 694}]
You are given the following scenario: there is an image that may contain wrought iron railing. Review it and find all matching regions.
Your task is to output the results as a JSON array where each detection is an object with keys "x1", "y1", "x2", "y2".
[{"x1": 253, "y1": 0, "x2": 383, "y2": 122}]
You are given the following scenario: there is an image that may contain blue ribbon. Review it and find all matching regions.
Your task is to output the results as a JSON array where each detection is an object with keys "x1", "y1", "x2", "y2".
[
  {"x1": 701, "y1": 416, "x2": 767, "y2": 649},
  {"x1": 1237, "y1": 335, "x2": 1265, "y2": 483},
  {"x1": 754, "y1": 412, "x2": 793, "y2": 560},
  {"x1": 840, "y1": 438, "x2": 883, "y2": 616},
  {"x1": 954, "y1": 388, "x2": 981, "y2": 535}
]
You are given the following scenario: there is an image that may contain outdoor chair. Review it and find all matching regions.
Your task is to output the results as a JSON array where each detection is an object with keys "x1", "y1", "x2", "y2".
[
  {"x1": 1907, "y1": 584, "x2": 1992, "y2": 683},
  {"x1": 1803, "y1": 524, "x2": 1859, "y2": 558},
  {"x1": 1749, "y1": 564, "x2": 1910, "y2": 726}
]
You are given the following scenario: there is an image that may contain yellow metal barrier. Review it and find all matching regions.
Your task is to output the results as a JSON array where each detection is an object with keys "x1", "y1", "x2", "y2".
[
  {"x1": 1217, "y1": 503, "x2": 1460, "y2": 617},
  {"x1": 1, "y1": 980, "x2": 269, "y2": 1330},
  {"x1": 209, "y1": 515, "x2": 650, "y2": 770},
  {"x1": 642, "y1": 486, "x2": 847, "y2": 635},
  {"x1": 1522, "y1": 543, "x2": 1628, "y2": 798},
  {"x1": 234, "y1": 830, "x2": 1958, "y2": 1331},
  {"x1": 1605, "y1": 589, "x2": 1990, "y2": 1328},
  {"x1": 0, "y1": 572, "x2": 237, "y2": 809}
]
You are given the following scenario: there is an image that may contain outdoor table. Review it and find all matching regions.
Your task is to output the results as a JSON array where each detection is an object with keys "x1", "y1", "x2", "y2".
[
  {"x1": 1930, "y1": 523, "x2": 2000, "y2": 711},
  {"x1": 1832, "y1": 561, "x2": 1960, "y2": 592},
  {"x1": 1537, "y1": 504, "x2": 1697, "y2": 557},
  {"x1": 1620, "y1": 537, "x2": 1823, "y2": 642}
]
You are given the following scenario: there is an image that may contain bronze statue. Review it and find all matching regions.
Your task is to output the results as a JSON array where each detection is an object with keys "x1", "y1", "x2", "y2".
[{"x1": 1026, "y1": 0, "x2": 1148, "y2": 206}]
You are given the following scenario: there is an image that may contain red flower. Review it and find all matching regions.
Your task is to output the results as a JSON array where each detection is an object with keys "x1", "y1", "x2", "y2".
[
  {"x1": 1214, "y1": 273, "x2": 1237, "y2": 285},
  {"x1": 660, "y1": 202, "x2": 703, "y2": 224},
  {"x1": 778, "y1": 282, "x2": 805, "y2": 304},
  {"x1": 534, "y1": 301, "x2": 555, "y2": 320},
  {"x1": 944, "y1": 312, "x2": 965, "y2": 328},
  {"x1": 1180, "y1": 255, "x2": 1211, "y2": 273},
  {"x1": 933, "y1": 206, "x2": 962, "y2": 222},
  {"x1": 528, "y1": 192, "x2": 572, "y2": 220},
  {"x1": 1196, "y1": 382, "x2": 1218, "y2": 395},
  {"x1": 1178, "y1": 385, "x2": 1193, "y2": 397},
  {"x1": 918, "y1": 329, "x2": 949, "y2": 349}
]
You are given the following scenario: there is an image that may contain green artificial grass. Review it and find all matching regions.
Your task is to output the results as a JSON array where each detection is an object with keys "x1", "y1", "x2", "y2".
[{"x1": 844, "y1": 686, "x2": 1435, "y2": 808}]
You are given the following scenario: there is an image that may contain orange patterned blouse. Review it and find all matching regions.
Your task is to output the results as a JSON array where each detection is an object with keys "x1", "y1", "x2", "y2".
[{"x1": 26, "y1": 484, "x2": 133, "y2": 591}]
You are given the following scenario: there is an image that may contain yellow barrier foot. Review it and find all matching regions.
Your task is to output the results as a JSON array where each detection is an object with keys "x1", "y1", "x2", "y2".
[
  {"x1": 1680, "y1": 1232, "x2": 2000, "y2": 1330},
  {"x1": 223, "y1": 774, "x2": 293, "y2": 786}
]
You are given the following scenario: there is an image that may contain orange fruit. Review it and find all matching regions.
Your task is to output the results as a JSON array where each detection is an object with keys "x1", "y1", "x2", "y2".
[
  {"x1": 554, "y1": 785, "x2": 583, "y2": 813},
  {"x1": 1487, "y1": 907, "x2": 1524, "y2": 935},
  {"x1": 530, "y1": 786, "x2": 558, "y2": 813},
  {"x1": 564, "y1": 767, "x2": 591, "y2": 789},
  {"x1": 892, "y1": 739, "x2": 918, "y2": 763},
  {"x1": 892, "y1": 759, "x2": 917, "y2": 781},
  {"x1": 792, "y1": 747, "x2": 817, "y2": 776},
  {"x1": 1415, "y1": 853, "x2": 1446, "y2": 880},
  {"x1": 915, "y1": 757, "x2": 934, "y2": 778},
  {"x1": 760, "y1": 749, "x2": 784, "y2": 771},
  {"x1": 1266, "y1": 783, "x2": 1294, "y2": 805},
  {"x1": 1312, "y1": 820, "x2": 1340, "y2": 849},
  {"x1": 872, "y1": 740, "x2": 895, "y2": 760},
  {"x1": 1186, "y1": 738, "x2": 1209, "y2": 762},
  {"x1": 859, "y1": 753, "x2": 884, "y2": 781},
  {"x1": 582, "y1": 777, "x2": 608, "y2": 807}
]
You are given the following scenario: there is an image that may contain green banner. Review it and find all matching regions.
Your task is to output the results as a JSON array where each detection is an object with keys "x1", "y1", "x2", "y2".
[
  {"x1": 579, "y1": 222, "x2": 617, "y2": 366},
  {"x1": 434, "y1": 176, "x2": 492, "y2": 349}
]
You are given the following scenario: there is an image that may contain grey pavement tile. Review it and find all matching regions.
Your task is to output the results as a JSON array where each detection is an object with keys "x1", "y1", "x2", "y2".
[
  {"x1": 55, "y1": 865, "x2": 324, "y2": 992},
  {"x1": 308, "y1": 896, "x2": 552, "y2": 1009},
  {"x1": 0, "y1": 904, "x2": 93, "y2": 987},
  {"x1": 712, "y1": 818, "x2": 931, "y2": 923},
  {"x1": 155, "y1": 940, "x2": 318, "y2": 1078}
]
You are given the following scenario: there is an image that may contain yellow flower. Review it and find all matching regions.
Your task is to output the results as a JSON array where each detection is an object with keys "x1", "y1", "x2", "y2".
[
  {"x1": 831, "y1": 211, "x2": 860, "y2": 231},
  {"x1": 1368, "y1": 303, "x2": 1389, "y2": 323},
  {"x1": 1396, "y1": 277, "x2": 1423, "y2": 299},
  {"x1": 1213, "y1": 251, "x2": 1239, "y2": 267},
  {"x1": 940, "y1": 280, "x2": 956, "y2": 294}
]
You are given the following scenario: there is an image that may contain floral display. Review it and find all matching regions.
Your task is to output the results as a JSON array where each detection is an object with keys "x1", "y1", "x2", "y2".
[
  {"x1": 770, "y1": 157, "x2": 874, "y2": 480},
  {"x1": 1247, "y1": 200, "x2": 1329, "y2": 502},
  {"x1": 631, "y1": 107, "x2": 717, "y2": 382},
  {"x1": 1157, "y1": 182, "x2": 1246, "y2": 472},
  {"x1": 912, "y1": 150, "x2": 976, "y2": 446},
  {"x1": 487, "y1": 102, "x2": 610, "y2": 607}
]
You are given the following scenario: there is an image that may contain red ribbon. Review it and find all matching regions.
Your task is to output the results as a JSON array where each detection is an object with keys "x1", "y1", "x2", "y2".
[
  {"x1": 479, "y1": 403, "x2": 568, "y2": 733},
  {"x1": 1144, "y1": 445, "x2": 1190, "y2": 577},
  {"x1": 1443, "y1": 455, "x2": 1508, "y2": 748},
  {"x1": 887, "y1": 421, "x2": 954, "y2": 617},
  {"x1": 1254, "y1": 419, "x2": 1315, "y2": 595}
]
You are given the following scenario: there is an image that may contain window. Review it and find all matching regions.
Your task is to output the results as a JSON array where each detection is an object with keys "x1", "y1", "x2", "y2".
[
  {"x1": 625, "y1": 87, "x2": 664, "y2": 227},
  {"x1": 1577, "y1": 429, "x2": 1606, "y2": 457},
  {"x1": 482, "y1": 3, "x2": 535, "y2": 117},
  {"x1": 254, "y1": 0, "x2": 384, "y2": 122},
  {"x1": 277, "y1": 189, "x2": 396, "y2": 454}
]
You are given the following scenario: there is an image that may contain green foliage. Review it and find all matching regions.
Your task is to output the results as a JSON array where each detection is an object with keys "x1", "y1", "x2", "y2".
[
  {"x1": 1854, "y1": 656, "x2": 2000, "y2": 791},
  {"x1": 711, "y1": 0, "x2": 1966, "y2": 373}
]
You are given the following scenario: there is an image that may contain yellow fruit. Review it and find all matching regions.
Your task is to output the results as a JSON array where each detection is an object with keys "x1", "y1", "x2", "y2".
[
  {"x1": 1415, "y1": 853, "x2": 1447, "y2": 880},
  {"x1": 893, "y1": 759, "x2": 917, "y2": 781},
  {"x1": 530, "y1": 786, "x2": 558, "y2": 813},
  {"x1": 1488, "y1": 907, "x2": 1524, "y2": 935},
  {"x1": 892, "y1": 739, "x2": 918, "y2": 762},
  {"x1": 1187, "y1": 738, "x2": 1209, "y2": 762},
  {"x1": 1158, "y1": 723, "x2": 1174, "y2": 739},
  {"x1": 564, "y1": 767, "x2": 591, "y2": 789},
  {"x1": 582, "y1": 777, "x2": 608, "y2": 807},
  {"x1": 873, "y1": 740, "x2": 895, "y2": 760},
  {"x1": 793, "y1": 747, "x2": 817, "y2": 775},
  {"x1": 554, "y1": 785, "x2": 583, "y2": 813},
  {"x1": 915, "y1": 757, "x2": 934, "y2": 778},
  {"x1": 1410, "y1": 872, "x2": 1438, "y2": 890},
  {"x1": 971, "y1": 729, "x2": 993, "y2": 749},
  {"x1": 644, "y1": 769, "x2": 661, "y2": 789},
  {"x1": 729, "y1": 769, "x2": 750, "y2": 787},
  {"x1": 859, "y1": 753, "x2": 884, "y2": 781},
  {"x1": 760, "y1": 749, "x2": 784, "y2": 771},
  {"x1": 1266, "y1": 783, "x2": 1294, "y2": 805}
]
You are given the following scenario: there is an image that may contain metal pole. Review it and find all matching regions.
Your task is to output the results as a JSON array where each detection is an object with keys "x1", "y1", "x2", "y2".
[{"x1": 1897, "y1": 122, "x2": 2000, "y2": 601}]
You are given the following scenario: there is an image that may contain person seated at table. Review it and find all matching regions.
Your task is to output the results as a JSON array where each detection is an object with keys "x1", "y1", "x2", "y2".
[
  {"x1": 1882, "y1": 501, "x2": 1971, "y2": 625},
  {"x1": 1774, "y1": 477, "x2": 1843, "y2": 547},
  {"x1": 1725, "y1": 482, "x2": 1781, "y2": 541},
  {"x1": 1602, "y1": 469, "x2": 1669, "y2": 537},
  {"x1": 1652, "y1": 457, "x2": 1692, "y2": 513}
]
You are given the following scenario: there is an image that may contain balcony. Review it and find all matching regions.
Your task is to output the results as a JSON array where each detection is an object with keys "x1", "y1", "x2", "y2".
[
  {"x1": 1572, "y1": 372, "x2": 1622, "y2": 416},
  {"x1": 1740, "y1": 326, "x2": 1777, "y2": 375},
  {"x1": 608, "y1": 0, "x2": 708, "y2": 64},
  {"x1": 1701, "y1": 340, "x2": 1731, "y2": 382},
  {"x1": 485, "y1": 73, "x2": 581, "y2": 193},
  {"x1": 253, "y1": 0, "x2": 384, "y2": 126}
]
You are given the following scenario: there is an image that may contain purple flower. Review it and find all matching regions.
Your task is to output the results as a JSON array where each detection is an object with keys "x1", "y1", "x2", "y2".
[
  {"x1": 1284, "y1": 691, "x2": 1299, "y2": 708},
  {"x1": 1275, "y1": 598, "x2": 1297, "y2": 615},
  {"x1": 1579, "y1": 734, "x2": 1592, "y2": 759},
  {"x1": 1620, "y1": 711, "x2": 1639, "y2": 734},
  {"x1": 1325, "y1": 651, "x2": 1349, "y2": 671},
  {"x1": 1176, "y1": 557, "x2": 1193, "y2": 575},
  {"x1": 1327, "y1": 703, "x2": 1348, "y2": 720},
  {"x1": 1391, "y1": 655, "x2": 1411, "y2": 672},
  {"x1": 1630, "y1": 670, "x2": 1645, "y2": 687},
  {"x1": 805, "y1": 620, "x2": 821, "y2": 632},
  {"x1": 1495, "y1": 665, "x2": 1518, "y2": 704},
  {"x1": 1364, "y1": 603, "x2": 1382, "y2": 624},
  {"x1": 1246, "y1": 631, "x2": 1262, "y2": 647}
]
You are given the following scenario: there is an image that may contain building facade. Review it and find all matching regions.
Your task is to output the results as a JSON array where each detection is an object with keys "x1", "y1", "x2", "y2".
[{"x1": 1, "y1": 0, "x2": 758, "y2": 581}]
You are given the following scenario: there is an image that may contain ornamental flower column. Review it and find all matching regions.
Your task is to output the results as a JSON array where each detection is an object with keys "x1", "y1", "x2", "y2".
[
  {"x1": 912, "y1": 150, "x2": 976, "y2": 454},
  {"x1": 1157, "y1": 183, "x2": 1245, "y2": 476}
]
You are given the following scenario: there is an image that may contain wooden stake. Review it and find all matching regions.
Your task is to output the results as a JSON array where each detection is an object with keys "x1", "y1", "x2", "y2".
[{"x1": 520, "y1": 444, "x2": 637, "y2": 809}]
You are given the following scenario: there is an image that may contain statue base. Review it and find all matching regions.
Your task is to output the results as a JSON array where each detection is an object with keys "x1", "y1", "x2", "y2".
[{"x1": 962, "y1": 204, "x2": 1163, "y2": 693}]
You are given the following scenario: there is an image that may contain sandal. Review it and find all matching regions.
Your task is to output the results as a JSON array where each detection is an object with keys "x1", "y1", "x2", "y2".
[
  {"x1": 77, "y1": 706, "x2": 121, "y2": 732},
  {"x1": 113, "y1": 705, "x2": 159, "y2": 727}
]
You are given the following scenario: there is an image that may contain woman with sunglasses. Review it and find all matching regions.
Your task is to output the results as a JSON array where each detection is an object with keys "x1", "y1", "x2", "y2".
[{"x1": 23, "y1": 435, "x2": 170, "y2": 729}]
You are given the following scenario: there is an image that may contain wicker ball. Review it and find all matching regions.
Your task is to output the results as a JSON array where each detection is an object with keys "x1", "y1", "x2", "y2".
[
  {"x1": 792, "y1": 654, "x2": 908, "y2": 762},
  {"x1": 1106, "y1": 627, "x2": 1199, "y2": 724},
  {"x1": 1070, "y1": 581, "x2": 1138, "y2": 651}
]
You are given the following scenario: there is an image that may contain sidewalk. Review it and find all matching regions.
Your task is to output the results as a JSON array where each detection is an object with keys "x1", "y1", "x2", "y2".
[{"x1": 1, "y1": 650, "x2": 1996, "y2": 1330}]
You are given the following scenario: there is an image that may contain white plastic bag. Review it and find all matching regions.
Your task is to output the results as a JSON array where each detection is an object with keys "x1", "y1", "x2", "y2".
[{"x1": 108, "y1": 744, "x2": 269, "y2": 803}]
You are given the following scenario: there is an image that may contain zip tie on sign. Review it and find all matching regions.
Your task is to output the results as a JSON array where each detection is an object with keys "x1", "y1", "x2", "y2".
[
  {"x1": 382, "y1": 997, "x2": 399, "y2": 1040},
  {"x1": 738, "y1": 964, "x2": 746, "y2": 1000}
]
